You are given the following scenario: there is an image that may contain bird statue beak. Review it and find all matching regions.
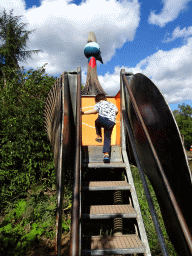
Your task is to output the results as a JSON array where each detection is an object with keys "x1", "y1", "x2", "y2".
[{"x1": 97, "y1": 55, "x2": 103, "y2": 64}]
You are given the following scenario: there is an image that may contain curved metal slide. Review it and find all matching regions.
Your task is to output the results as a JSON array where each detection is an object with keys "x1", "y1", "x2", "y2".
[{"x1": 121, "y1": 71, "x2": 192, "y2": 256}]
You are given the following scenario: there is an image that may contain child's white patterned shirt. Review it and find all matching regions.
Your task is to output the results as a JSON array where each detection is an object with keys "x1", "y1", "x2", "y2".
[{"x1": 93, "y1": 100, "x2": 118, "y2": 123}]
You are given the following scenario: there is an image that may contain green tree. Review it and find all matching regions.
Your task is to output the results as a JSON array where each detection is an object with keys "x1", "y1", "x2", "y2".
[
  {"x1": 0, "y1": 9, "x2": 39, "y2": 72},
  {"x1": 178, "y1": 103, "x2": 192, "y2": 117},
  {"x1": 174, "y1": 103, "x2": 192, "y2": 150},
  {"x1": 172, "y1": 109, "x2": 180, "y2": 117},
  {"x1": 0, "y1": 65, "x2": 56, "y2": 209}
]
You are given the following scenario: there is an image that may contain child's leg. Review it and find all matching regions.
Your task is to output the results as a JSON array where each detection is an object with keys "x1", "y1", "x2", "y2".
[
  {"x1": 95, "y1": 118, "x2": 102, "y2": 137},
  {"x1": 103, "y1": 127, "x2": 113, "y2": 153}
]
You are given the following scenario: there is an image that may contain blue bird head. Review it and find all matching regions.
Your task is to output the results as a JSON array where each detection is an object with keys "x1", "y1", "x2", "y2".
[{"x1": 84, "y1": 42, "x2": 103, "y2": 64}]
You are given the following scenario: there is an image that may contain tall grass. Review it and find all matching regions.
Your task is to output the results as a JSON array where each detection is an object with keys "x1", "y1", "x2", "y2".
[{"x1": 131, "y1": 165, "x2": 177, "y2": 256}]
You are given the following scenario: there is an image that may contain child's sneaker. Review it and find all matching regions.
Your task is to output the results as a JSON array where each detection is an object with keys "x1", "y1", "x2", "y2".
[
  {"x1": 95, "y1": 137, "x2": 102, "y2": 142},
  {"x1": 103, "y1": 153, "x2": 110, "y2": 163}
]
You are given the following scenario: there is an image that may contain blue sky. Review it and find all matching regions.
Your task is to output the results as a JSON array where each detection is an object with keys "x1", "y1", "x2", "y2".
[{"x1": 1, "y1": 0, "x2": 192, "y2": 111}]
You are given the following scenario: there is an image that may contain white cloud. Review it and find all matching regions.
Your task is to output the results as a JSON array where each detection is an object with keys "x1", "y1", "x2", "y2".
[
  {"x1": 164, "y1": 26, "x2": 192, "y2": 42},
  {"x1": 0, "y1": 0, "x2": 141, "y2": 75},
  {"x1": 148, "y1": 0, "x2": 192, "y2": 27},
  {"x1": 99, "y1": 37, "x2": 192, "y2": 103},
  {"x1": 98, "y1": 65, "x2": 141, "y2": 96},
  {"x1": 0, "y1": 0, "x2": 26, "y2": 16},
  {"x1": 98, "y1": 68, "x2": 120, "y2": 96}
]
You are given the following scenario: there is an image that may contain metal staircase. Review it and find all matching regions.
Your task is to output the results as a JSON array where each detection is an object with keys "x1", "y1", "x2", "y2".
[
  {"x1": 45, "y1": 67, "x2": 192, "y2": 256},
  {"x1": 80, "y1": 126, "x2": 151, "y2": 255}
]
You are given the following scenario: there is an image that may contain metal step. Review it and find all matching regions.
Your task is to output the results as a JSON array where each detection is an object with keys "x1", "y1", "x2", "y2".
[
  {"x1": 82, "y1": 181, "x2": 131, "y2": 191},
  {"x1": 82, "y1": 162, "x2": 126, "y2": 168},
  {"x1": 82, "y1": 145, "x2": 123, "y2": 163},
  {"x1": 82, "y1": 204, "x2": 137, "y2": 219},
  {"x1": 82, "y1": 234, "x2": 146, "y2": 255}
]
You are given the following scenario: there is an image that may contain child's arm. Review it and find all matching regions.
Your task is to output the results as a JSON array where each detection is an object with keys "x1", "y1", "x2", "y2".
[{"x1": 81, "y1": 109, "x2": 98, "y2": 115}]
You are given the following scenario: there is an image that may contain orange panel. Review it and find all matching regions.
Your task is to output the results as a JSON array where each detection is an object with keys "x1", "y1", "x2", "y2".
[
  {"x1": 82, "y1": 96, "x2": 120, "y2": 146},
  {"x1": 115, "y1": 92, "x2": 121, "y2": 145}
]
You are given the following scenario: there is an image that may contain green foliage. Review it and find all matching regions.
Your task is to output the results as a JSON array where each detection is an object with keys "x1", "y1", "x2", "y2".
[
  {"x1": 0, "y1": 10, "x2": 72, "y2": 254},
  {"x1": 0, "y1": 184, "x2": 72, "y2": 256},
  {"x1": 131, "y1": 165, "x2": 177, "y2": 255},
  {"x1": 0, "y1": 9, "x2": 39, "y2": 70},
  {"x1": 174, "y1": 103, "x2": 192, "y2": 150},
  {"x1": 0, "y1": 64, "x2": 56, "y2": 209},
  {"x1": 62, "y1": 216, "x2": 71, "y2": 232}
]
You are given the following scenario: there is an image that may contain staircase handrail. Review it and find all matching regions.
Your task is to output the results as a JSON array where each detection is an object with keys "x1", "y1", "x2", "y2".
[{"x1": 70, "y1": 67, "x2": 82, "y2": 256}]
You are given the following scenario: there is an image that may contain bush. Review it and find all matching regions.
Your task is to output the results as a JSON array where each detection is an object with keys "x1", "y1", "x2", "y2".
[
  {"x1": 173, "y1": 104, "x2": 192, "y2": 150},
  {"x1": 131, "y1": 165, "x2": 177, "y2": 255},
  {"x1": 0, "y1": 65, "x2": 56, "y2": 209},
  {"x1": 0, "y1": 183, "x2": 72, "y2": 255}
]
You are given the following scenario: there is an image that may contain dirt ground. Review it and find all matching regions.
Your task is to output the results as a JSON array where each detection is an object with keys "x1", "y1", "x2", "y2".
[{"x1": 28, "y1": 234, "x2": 70, "y2": 256}]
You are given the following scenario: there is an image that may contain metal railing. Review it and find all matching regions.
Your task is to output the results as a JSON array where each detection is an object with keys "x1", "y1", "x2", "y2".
[
  {"x1": 121, "y1": 69, "x2": 192, "y2": 255},
  {"x1": 70, "y1": 67, "x2": 82, "y2": 256},
  {"x1": 44, "y1": 76, "x2": 64, "y2": 256}
]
